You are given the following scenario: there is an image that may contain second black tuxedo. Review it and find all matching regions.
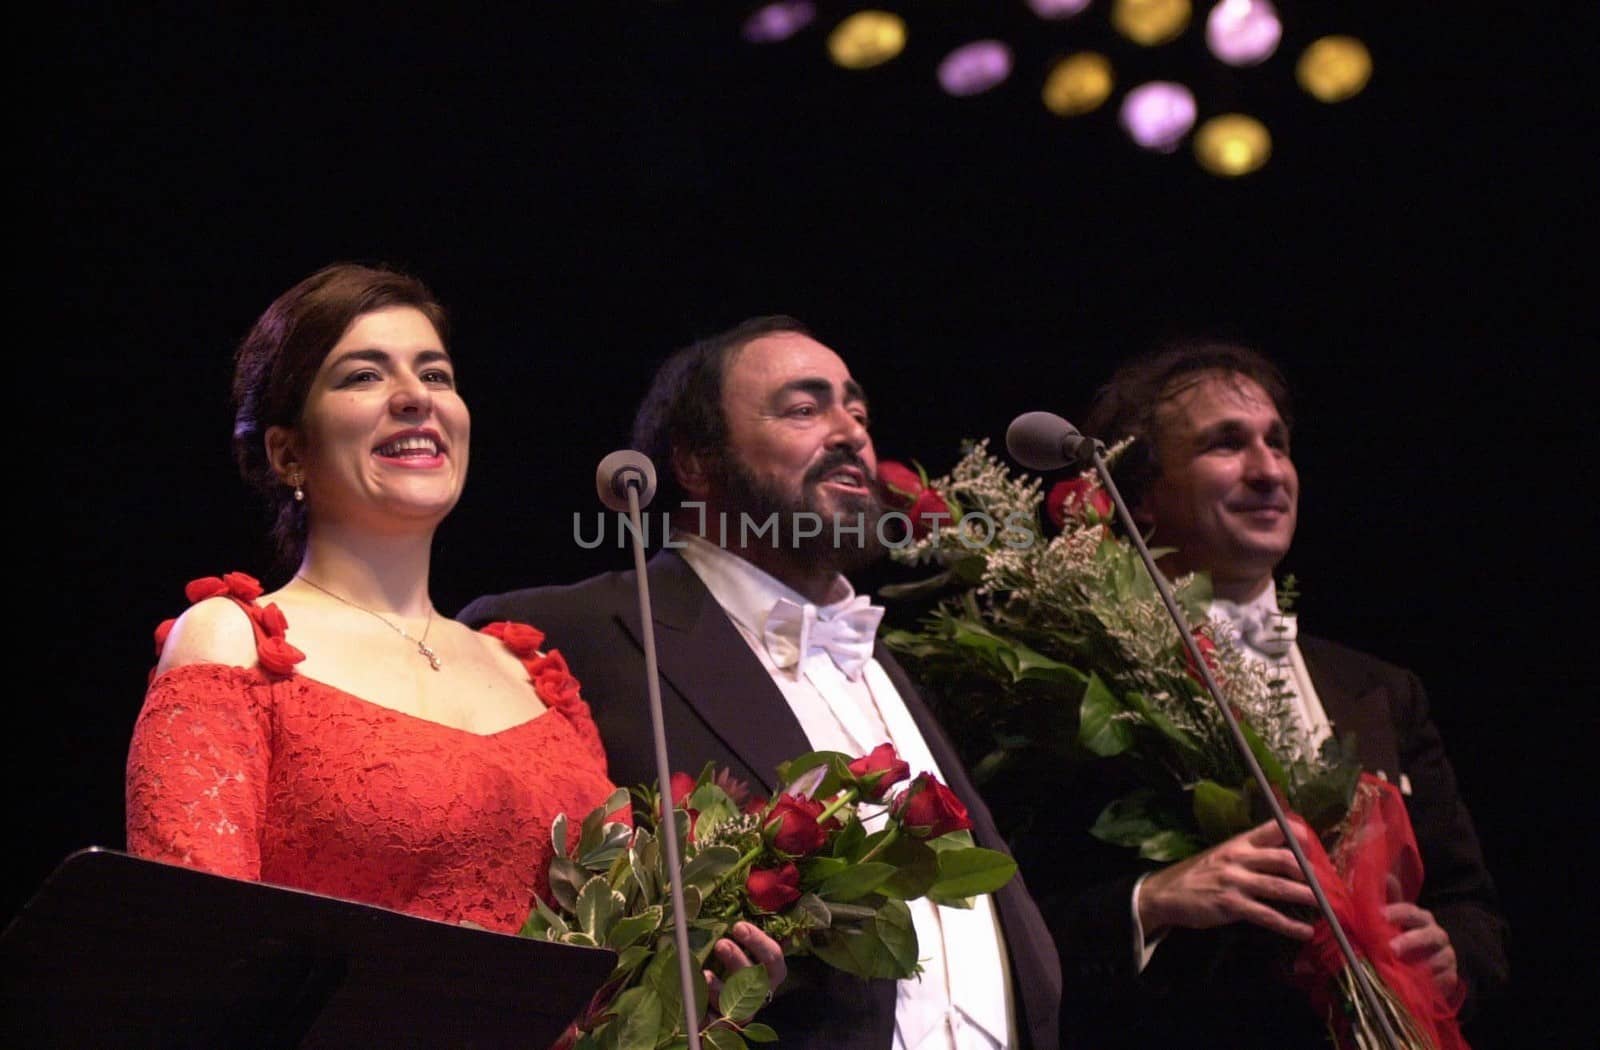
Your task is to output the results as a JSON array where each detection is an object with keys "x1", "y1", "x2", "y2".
[
  {"x1": 460, "y1": 549, "x2": 1062, "y2": 1050},
  {"x1": 1025, "y1": 632, "x2": 1509, "y2": 1049}
]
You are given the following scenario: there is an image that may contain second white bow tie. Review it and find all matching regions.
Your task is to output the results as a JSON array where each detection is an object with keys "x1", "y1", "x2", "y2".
[
  {"x1": 1215, "y1": 600, "x2": 1297, "y2": 660},
  {"x1": 762, "y1": 595, "x2": 885, "y2": 681}
]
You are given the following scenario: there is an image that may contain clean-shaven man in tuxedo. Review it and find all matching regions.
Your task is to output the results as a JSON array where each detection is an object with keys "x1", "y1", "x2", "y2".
[
  {"x1": 459, "y1": 316, "x2": 1061, "y2": 1050},
  {"x1": 1036, "y1": 336, "x2": 1510, "y2": 1047}
]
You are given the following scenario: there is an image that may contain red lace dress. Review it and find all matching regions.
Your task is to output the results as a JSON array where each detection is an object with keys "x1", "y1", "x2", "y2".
[{"x1": 126, "y1": 572, "x2": 622, "y2": 934}]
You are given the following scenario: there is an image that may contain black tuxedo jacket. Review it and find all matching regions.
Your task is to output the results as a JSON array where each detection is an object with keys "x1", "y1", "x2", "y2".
[
  {"x1": 1029, "y1": 633, "x2": 1510, "y2": 1049},
  {"x1": 460, "y1": 550, "x2": 1063, "y2": 1050}
]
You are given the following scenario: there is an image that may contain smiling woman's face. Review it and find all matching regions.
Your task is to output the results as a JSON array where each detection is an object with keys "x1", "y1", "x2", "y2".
[
  {"x1": 274, "y1": 306, "x2": 470, "y2": 534},
  {"x1": 1136, "y1": 371, "x2": 1298, "y2": 600}
]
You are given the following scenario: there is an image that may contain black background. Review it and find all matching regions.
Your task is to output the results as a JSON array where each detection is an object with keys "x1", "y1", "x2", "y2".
[{"x1": 24, "y1": 3, "x2": 1588, "y2": 1044}]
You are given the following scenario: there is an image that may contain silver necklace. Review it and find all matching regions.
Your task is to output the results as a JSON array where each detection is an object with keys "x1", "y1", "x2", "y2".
[{"x1": 295, "y1": 574, "x2": 442, "y2": 670}]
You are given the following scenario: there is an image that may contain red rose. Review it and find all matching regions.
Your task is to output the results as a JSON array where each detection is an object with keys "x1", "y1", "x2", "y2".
[
  {"x1": 848, "y1": 743, "x2": 911, "y2": 801},
  {"x1": 153, "y1": 617, "x2": 176, "y2": 657},
  {"x1": 764, "y1": 794, "x2": 829, "y2": 856},
  {"x1": 891, "y1": 773, "x2": 972, "y2": 839},
  {"x1": 256, "y1": 636, "x2": 306, "y2": 677},
  {"x1": 257, "y1": 603, "x2": 288, "y2": 637},
  {"x1": 1183, "y1": 627, "x2": 1223, "y2": 687},
  {"x1": 670, "y1": 772, "x2": 697, "y2": 807},
  {"x1": 484, "y1": 621, "x2": 546, "y2": 657},
  {"x1": 876, "y1": 461, "x2": 924, "y2": 508},
  {"x1": 222, "y1": 572, "x2": 263, "y2": 601},
  {"x1": 185, "y1": 576, "x2": 229, "y2": 603},
  {"x1": 908, "y1": 487, "x2": 953, "y2": 539},
  {"x1": 742, "y1": 795, "x2": 770, "y2": 816},
  {"x1": 534, "y1": 666, "x2": 583, "y2": 707},
  {"x1": 746, "y1": 862, "x2": 802, "y2": 912},
  {"x1": 1046, "y1": 475, "x2": 1113, "y2": 529}
]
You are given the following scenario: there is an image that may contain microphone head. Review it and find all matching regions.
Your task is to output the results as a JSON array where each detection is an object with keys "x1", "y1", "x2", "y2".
[
  {"x1": 1007, "y1": 410, "x2": 1104, "y2": 470},
  {"x1": 1006, "y1": 411, "x2": 1079, "y2": 470},
  {"x1": 596, "y1": 450, "x2": 658, "y2": 512}
]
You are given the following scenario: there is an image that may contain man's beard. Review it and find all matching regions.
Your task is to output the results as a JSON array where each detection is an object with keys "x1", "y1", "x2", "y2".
[{"x1": 712, "y1": 448, "x2": 887, "y2": 576}]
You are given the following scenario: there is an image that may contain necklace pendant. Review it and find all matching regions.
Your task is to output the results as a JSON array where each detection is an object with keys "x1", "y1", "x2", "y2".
[{"x1": 418, "y1": 642, "x2": 442, "y2": 671}]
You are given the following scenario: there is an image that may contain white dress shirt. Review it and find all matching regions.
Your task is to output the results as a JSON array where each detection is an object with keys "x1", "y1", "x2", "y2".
[{"x1": 677, "y1": 534, "x2": 1016, "y2": 1050}]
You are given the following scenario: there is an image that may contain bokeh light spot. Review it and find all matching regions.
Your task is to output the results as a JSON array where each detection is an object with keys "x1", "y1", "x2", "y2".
[
  {"x1": 1112, "y1": 0, "x2": 1192, "y2": 47},
  {"x1": 1296, "y1": 35, "x2": 1373, "y2": 102},
  {"x1": 938, "y1": 40, "x2": 1014, "y2": 97},
  {"x1": 1194, "y1": 113, "x2": 1271, "y2": 175},
  {"x1": 1042, "y1": 52, "x2": 1115, "y2": 117},
  {"x1": 1120, "y1": 81, "x2": 1197, "y2": 152},
  {"x1": 827, "y1": 11, "x2": 908, "y2": 70}
]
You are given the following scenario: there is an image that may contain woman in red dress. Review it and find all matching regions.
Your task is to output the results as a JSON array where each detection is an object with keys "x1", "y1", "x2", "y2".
[{"x1": 125, "y1": 262, "x2": 781, "y2": 982}]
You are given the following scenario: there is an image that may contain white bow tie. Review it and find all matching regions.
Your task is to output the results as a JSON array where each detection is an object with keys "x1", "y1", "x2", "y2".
[
  {"x1": 762, "y1": 595, "x2": 884, "y2": 681},
  {"x1": 1214, "y1": 600, "x2": 1297, "y2": 661}
]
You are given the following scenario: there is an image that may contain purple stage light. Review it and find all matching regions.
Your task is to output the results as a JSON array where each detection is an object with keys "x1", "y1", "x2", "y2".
[
  {"x1": 938, "y1": 40, "x2": 1014, "y2": 97},
  {"x1": 1120, "y1": 81, "x2": 1197, "y2": 151},
  {"x1": 742, "y1": 2, "x2": 817, "y2": 44},
  {"x1": 1026, "y1": 0, "x2": 1093, "y2": 18},
  {"x1": 1204, "y1": 0, "x2": 1281, "y2": 66}
]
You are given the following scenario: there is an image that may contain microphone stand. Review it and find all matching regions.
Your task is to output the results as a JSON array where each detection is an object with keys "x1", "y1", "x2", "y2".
[
  {"x1": 1081, "y1": 441, "x2": 1406, "y2": 1050},
  {"x1": 608, "y1": 461, "x2": 703, "y2": 1050}
]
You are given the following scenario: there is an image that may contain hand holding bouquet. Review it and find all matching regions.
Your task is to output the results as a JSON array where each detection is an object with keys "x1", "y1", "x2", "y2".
[{"x1": 522, "y1": 744, "x2": 1017, "y2": 1050}]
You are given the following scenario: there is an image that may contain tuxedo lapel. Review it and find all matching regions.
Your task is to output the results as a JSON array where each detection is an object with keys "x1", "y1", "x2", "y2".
[
  {"x1": 613, "y1": 550, "x2": 812, "y2": 794},
  {"x1": 1302, "y1": 636, "x2": 1401, "y2": 779}
]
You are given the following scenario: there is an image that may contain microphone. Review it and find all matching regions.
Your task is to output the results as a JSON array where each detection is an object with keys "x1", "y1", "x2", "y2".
[
  {"x1": 1005, "y1": 410, "x2": 1103, "y2": 471},
  {"x1": 596, "y1": 449, "x2": 658, "y2": 512},
  {"x1": 595, "y1": 450, "x2": 703, "y2": 1050},
  {"x1": 1003, "y1": 411, "x2": 1406, "y2": 1050}
]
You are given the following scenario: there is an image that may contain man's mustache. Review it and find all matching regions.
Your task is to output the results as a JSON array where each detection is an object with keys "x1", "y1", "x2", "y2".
[{"x1": 803, "y1": 450, "x2": 875, "y2": 488}]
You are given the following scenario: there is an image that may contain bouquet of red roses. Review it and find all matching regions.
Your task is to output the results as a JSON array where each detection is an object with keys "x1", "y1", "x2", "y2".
[{"x1": 521, "y1": 744, "x2": 1017, "y2": 1050}]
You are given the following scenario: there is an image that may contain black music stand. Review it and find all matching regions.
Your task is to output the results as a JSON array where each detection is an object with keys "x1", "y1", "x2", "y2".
[{"x1": 1, "y1": 848, "x2": 617, "y2": 1049}]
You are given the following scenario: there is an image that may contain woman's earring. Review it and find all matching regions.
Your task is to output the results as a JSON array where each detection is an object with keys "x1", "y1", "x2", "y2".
[{"x1": 288, "y1": 469, "x2": 305, "y2": 502}]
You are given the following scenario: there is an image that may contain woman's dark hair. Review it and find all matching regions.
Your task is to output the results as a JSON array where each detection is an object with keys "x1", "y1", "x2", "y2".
[
  {"x1": 1082, "y1": 335, "x2": 1293, "y2": 509},
  {"x1": 631, "y1": 315, "x2": 812, "y2": 512},
  {"x1": 231, "y1": 262, "x2": 448, "y2": 567}
]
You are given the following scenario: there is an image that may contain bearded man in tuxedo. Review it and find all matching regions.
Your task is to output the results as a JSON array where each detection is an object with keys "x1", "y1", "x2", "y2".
[{"x1": 460, "y1": 316, "x2": 1061, "y2": 1050}]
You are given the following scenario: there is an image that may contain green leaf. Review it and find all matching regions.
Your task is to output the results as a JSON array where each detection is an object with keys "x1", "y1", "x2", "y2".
[
  {"x1": 773, "y1": 750, "x2": 852, "y2": 799},
  {"x1": 576, "y1": 874, "x2": 622, "y2": 939},
  {"x1": 702, "y1": 1029, "x2": 749, "y2": 1050},
  {"x1": 578, "y1": 820, "x2": 635, "y2": 870},
  {"x1": 1138, "y1": 829, "x2": 1202, "y2": 862},
  {"x1": 878, "y1": 573, "x2": 959, "y2": 604},
  {"x1": 1089, "y1": 790, "x2": 1182, "y2": 849},
  {"x1": 605, "y1": 905, "x2": 663, "y2": 950},
  {"x1": 742, "y1": 1022, "x2": 779, "y2": 1043},
  {"x1": 1122, "y1": 691, "x2": 1203, "y2": 758},
  {"x1": 608, "y1": 986, "x2": 663, "y2": 1050},
  {"x1": 1238, "y1": 719, "x2": 1288, "y2": 794},
  {"x1": 681, "y1": 845, "x2": 741, "y2": 896},
  {"x1": 717, "y1": 963, "x2": 771, "y2": 1023},
  {"x1": 810, "y1": 898, "x2": 920, "y2": 979},
  {"x1": 926, "y1": 847, "x2": 1017, "y2": 903},
  {"x1": 800, "y1": 856, "x2": 849, "y2": 884},
  {"x1": 551, "y1": 812, "x2": 570, "y2": 858},
  {"x1": 1192, "y1": 779, "x2": 1251, "y2": 844},
  {"x1": 643, "y1": 945, "x2": 708, "y2": 1034},
  {"x1": 872, "y1": 835, "x2": 939, "y2": 900},
  {"x1": 815, "y1": 861, "x2": 898, "y2": 903},
  {"x1": 548, "y1": 855, "x2": 586, "y2": 913},
  {"x1": 1078, "y1": 673, "x2": 1134, "y2": 756}
]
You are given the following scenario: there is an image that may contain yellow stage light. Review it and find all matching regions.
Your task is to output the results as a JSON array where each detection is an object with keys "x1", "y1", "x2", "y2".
[
  {"x1": 1111, "y1": 0, "x2": 1192, "y2": 47},
  {"x1": 1296, "y1": 35, "x2": 1373, "y2": 102},
  {"x1": 827, "y1": 11, "x2": 908, "y2": 70},
  {"x1": 1042, "y1": 52, "x2": 1115, "y2": 116},
  {"x1": 1194, "y1": 113, "x2": 1271, "y2": 175}
]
